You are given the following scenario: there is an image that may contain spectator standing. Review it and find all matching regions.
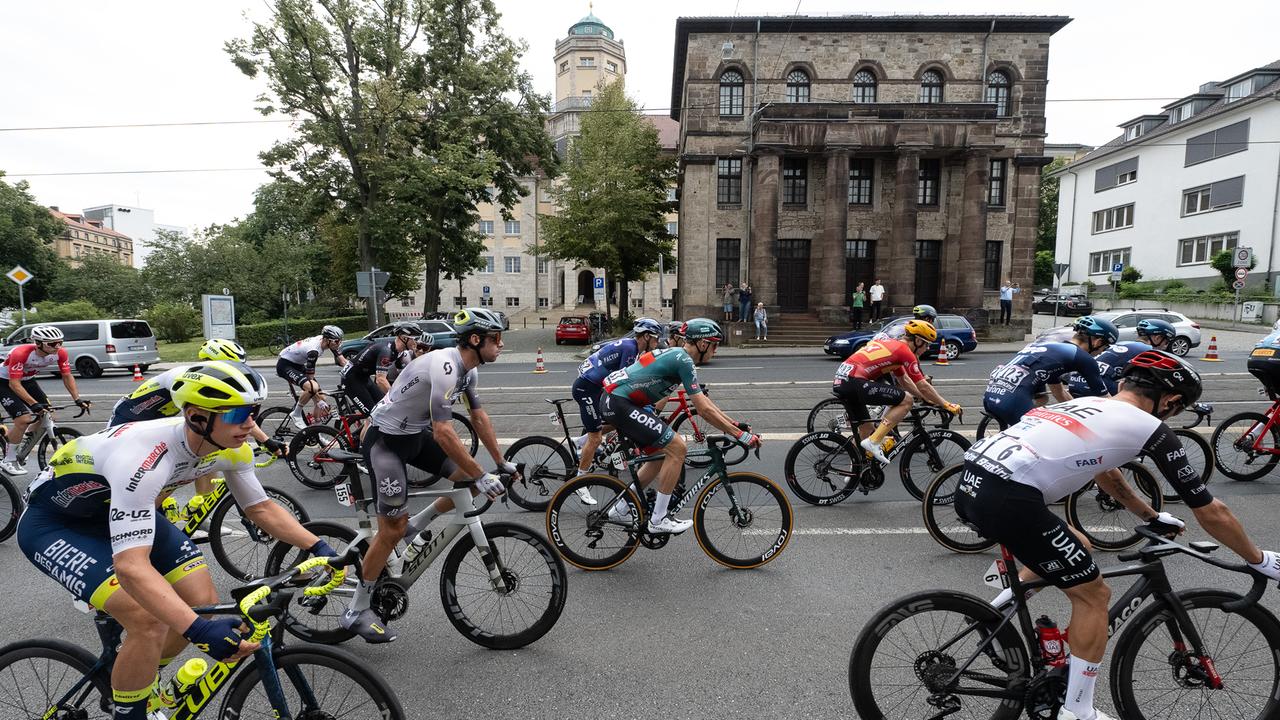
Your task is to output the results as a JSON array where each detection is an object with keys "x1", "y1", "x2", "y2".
[
  {"x1": 868, "y1": 279, "x2": 886, "y2": 322},
  {"x1": 999, "y1": 279, "x2": 1020, "y2": 325},
  {"x1": 753, "y1": 302, "x2": 768, "y2": 341},
  {"x1": 722, "y1": 283, "x2": 736, "y2": 322},
  {"x1": 850, "y1": 283, "x2": 866, "y2": 329},
  {"x1": 738, "y1": 281, "x2": 753, "y2": 323}
]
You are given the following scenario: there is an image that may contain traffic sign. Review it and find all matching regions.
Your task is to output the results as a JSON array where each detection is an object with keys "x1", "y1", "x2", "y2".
[
  {"x1": 355, "y1": 269, "x2": 390, "y2": 298},
  {"x1": 1235, "y1": 267, "x2": 1249, "y2": 281},
  {"x1": 482, "y1": 285, "x2": 491, "y2": 297},
  {"x1": 1112, "y1": 262, "x2": 1124, "y2": 273},
  {"x1": 1053, "y1": 263, "x2": 1070, "y2": 277},
  {"x1": 593, "y1": 277, "x2": 605, "y2": 289},
  {"x1": 1233, "y1": 247, "x2": 1253, "y2": 268},
  {"x1": 1233, "y1": 279, "x2": 1246, "y2": 291},
  {"x1": 6, "y1": 266, "x2": 32, "y2": 285}
]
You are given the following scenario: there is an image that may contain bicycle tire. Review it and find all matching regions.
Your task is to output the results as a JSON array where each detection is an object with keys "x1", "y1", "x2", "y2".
[
  {"x1": 264, "y1": 521, "x2": 363, "y2": 645},
  {"x1": 806, "y1": 397, "x2": 849, "y2": 434},
  {"x1": 1110, "y1": 588, "x2": 1280, "y2": 720},
  {"x1": 209, "y1": 486, "x2": 311, "y2": 582},
  {"x1": 1064, "y1": 462, "x2": 1162, "y2": 551},
  {"x1": 545, "y1": 474, "x2": 642, "y2": 571},
  {"x1": 898, "y1": 429, "x2": 971, "y2": 501},
  {"x1": 922, "y1": 465, "x2": 996, "y2": 554},
  {"x1": 1144, "y1": 428, "x2": 1213, "y2": 503},
  {"x1": 439, "y1": 521, "x2": 568, "y2": 649},
  {"x1": 221, "y1": 644, "x2": 405, "y2": 720},
  {"x1": 504, "y1": 435, "x2": 574, "y2": 511},
  {"x1": 286, "y1": 424, "x2": 351, "y2": 489},
  {"x1": 693, "y1": 471, "x2": 793, "y2": 569},
  {"x1": 1212, "y1": 411, "x2": 1280, "y2": 481},
  {"x1": 974, "y1": 413, "x2": 1000, "y2": 441},
  {"x1": 36, "y1": 427, "x2": 81, "y2": 469},
  {"x1": 849, "y1": 590, "x2": 1029, "y2": 720},
  {"x1": 256, "y1": 405, "x2": 299, "y2": 440},
  {"x1": 0, "y1": 474, "x2": 21, "y2": 543},
  {"x1": 670, "y1": 408, "x2": 727, "y2": 469},
  {"x1": 0, "y1": 640, "x2": 112, "y2": 719},
  {"x1": 782, "y1": 431, "x2": 859, "y2": 506},
  {"x1": 452, "y1": 411, "x2": 478, "y2": 456}
]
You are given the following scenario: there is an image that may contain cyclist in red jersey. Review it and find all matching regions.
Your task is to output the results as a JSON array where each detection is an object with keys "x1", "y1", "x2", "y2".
[
  {"x1": 832, "y1": 320, "x2": 960, "y2": 464},
  {"x1": 1, "y1": 325, "x2": 90, "y2": 475}
]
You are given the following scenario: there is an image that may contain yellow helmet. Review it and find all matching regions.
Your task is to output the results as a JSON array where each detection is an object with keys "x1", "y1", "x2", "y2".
[
  {"x1": 198, "y1": 338, "x2": 247, "y2": 362},
  {"x1": 903, "y1": 319, "x2": 938, "y2": 343},
  {"x1": 171, "y1": 361, "x2": 268, "y2": 411}
]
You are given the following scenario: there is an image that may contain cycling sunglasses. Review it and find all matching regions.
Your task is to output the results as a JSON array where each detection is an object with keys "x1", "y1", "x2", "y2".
[
  {"x1": 217, "y1": 404, "x2": 261, "y2": 424},
  {"x1": 40, "y1": 341, "x2": 63, "y2": 347}
]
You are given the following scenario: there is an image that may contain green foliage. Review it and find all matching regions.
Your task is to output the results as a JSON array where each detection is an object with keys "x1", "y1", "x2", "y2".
[
  {"x1": 1120, "y1": 266, "x2": 1142, "y2": 284},
  {"x1": 1036, "y1": 158, "x2": 1068, "y2": 254},
  {"x1": 1210, "y1": 249, "x2": 1256, "y2": 284},
  {"x1": 0, "y1": 173, "x2": 66, "y2": 307},
  {"x1": 30, "y1": 300, "x2": 106, "y2": 322},
  {"x1": 1163, "y1": 279, "x2": 1187, "y2": 291},
  {"x1": 47, "y1": 254, "x2": 149, "y2": 317},
  {"x1": 236, "y1": 315, "x2": 366, "y2": 349},
  {"x1": 1117, "y1": 282, "x2": 1144, "y2": 299},
  {"x1": 143, "y1": 302, "x2": 201, "y2": 343},
  {"x1": 1081, "y1": 280, "x2": 1097, "y2": 292},
  {"x1": 1034, "y1": 250, "x2": 1055, "y2": 287}
]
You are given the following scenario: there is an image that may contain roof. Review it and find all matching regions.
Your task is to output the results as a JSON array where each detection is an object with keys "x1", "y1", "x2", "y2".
[
  {"x1": 569, "y1": 11, "x2": 614, "y2": 40},
  {"x1": 49, "y1": 208, "x2": 132, "y2": 241},
  {"x1": 1220, "y1": 60, "x2": 1280, "y2": 87},
  {"x1": 669, "y1": 14, "x2": 1073, "y2": 119},
  {"x1": 642, "y1": 114, "x2": 680, "y2": 150}
]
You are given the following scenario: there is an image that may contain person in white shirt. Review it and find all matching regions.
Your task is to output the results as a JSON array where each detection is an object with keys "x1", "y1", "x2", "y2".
[
  {"x1": 868, "y1": 280, "x2": 886, "y2": 322},
  {"x1": 999, "y1": 279, "x2": 1020, "y2": 325}
]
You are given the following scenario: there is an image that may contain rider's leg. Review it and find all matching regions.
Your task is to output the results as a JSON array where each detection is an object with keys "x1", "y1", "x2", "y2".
[
  {"x1": 297, "y1": 378, "x2": 320, "y2": 410},
  {"x1": 1061, "y1": 577, "x2": 1112, "y2": 718},
  {"x1": 3, "y1": 410, "x2": 34, "y2": 462},
  {"x1": 991, "y1": 524, "x2": 1094, "y2": 607},
  {"x1": 867, "y1": 394, "x2": 912, "y2": 445},
  {"x1": 650, "y1": 433, "x2": 687, "y2": 520},
  {"x1": 578, "y1": 431, "x2": 603, "y2": 473}
]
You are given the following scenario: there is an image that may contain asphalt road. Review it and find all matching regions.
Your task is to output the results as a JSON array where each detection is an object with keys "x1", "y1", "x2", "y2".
[{"x1": 7, "y1": 350, "x2": 1280, "y2": 719}]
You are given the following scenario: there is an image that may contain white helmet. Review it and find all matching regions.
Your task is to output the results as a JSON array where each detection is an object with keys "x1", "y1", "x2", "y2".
[{"x1": 30, "y1": 325, "x2": 64, "y2": 343}]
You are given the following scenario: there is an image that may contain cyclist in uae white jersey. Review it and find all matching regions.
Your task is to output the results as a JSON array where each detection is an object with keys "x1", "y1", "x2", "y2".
[
  {"x1": 956, "y1": 350, "x2": 1280, "y2": 720},
  {"x1": 276, "y1": 325, "x2": 348, "y2": 429}
]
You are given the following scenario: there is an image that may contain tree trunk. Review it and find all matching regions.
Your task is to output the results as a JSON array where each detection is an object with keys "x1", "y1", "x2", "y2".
[
  {"x1": 357, "y1": 210, "x2": 378, "y2": 331},
  {"x1": 421, "y1": 237, "x2": 442, "y2": 314},
  {"x1": 616, "y1": 275, "x2": 631, "y2": 333}
]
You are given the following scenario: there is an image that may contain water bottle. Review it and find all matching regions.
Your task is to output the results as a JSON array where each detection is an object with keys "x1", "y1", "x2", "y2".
[
  {"x1": 1034, "y1": 616, "x2": 1068, "y2": 667},
  {"x1": 184, "y1": 494, "x2": 205, "y2": 519},
  {"x1": 161, "y1": 497, "x2": 182, "y2": 524},
  {"x1": 153, "y1": 658, "x2": 207, "y2": 710},
  {"x1": 402, "y1": 530, "x2": 432, "y2": 565}
]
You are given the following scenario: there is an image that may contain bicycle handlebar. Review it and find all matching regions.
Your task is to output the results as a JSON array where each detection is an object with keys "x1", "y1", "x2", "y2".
[
  {"x1": 191, "y1": 556, "x2": 347, "y2": 643},
  {"x1": 1120, "y1": 525, "x2": 1272, "y2": 613},
  {"x1": 463, "y1": 464, "x2": 525, "y2": 518},
  {"x1": 37, "y1": 404, "x2": 91, "y2": 418},
  {"x1": 1179, "y1": 402, "x2": 1213, "y2": 429}
]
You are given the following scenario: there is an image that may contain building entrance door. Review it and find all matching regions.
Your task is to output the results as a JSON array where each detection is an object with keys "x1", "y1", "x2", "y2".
[
  {"x1": 776, "y1": 239, "x2": 811, "y2": 312},
  {"x1": 914, "y1": 240, "x2": 942, "y2": 308},
  {"x1": 577, "y1": 270, "x2": 595, "y2": 307}
]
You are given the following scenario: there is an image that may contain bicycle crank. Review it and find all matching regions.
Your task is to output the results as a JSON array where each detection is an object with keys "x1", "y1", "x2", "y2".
[
  {"x1": 639, "y1": 532, "x2": 670, "y2": 550},
  {"x1": 1023, "y1": 666, "x2": 1067, "y2": 720},
  {"x1": 372, "y1": 580, "x2": 410, "y2": 622},
  {"x1": 859, "y1": 464, "x2": 885, "y2": 493}
]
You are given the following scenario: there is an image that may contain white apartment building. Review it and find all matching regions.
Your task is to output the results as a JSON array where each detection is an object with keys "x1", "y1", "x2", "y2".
[
  {"x1": 1053, "y1": 61, "x2": 1280, "y2": 289},
  {"x1": 81, "y1": 204, "x2": 187, "y2": 268}
]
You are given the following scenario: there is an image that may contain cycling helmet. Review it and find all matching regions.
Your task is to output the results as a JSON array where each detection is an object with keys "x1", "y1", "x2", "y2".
[
  {"x1": 912, "y1": 304, "x2": 939, "y2": 322},
  {"x1": 1072, "y1": 315, "x2": 1119, "y2": 345},
  {"x1": 1136, "y1": 318, "x2": 1177, "y2": 340},
  {"x1": 321, "y1": 325, "x2": 344, "y2": 341},
  {"x1": 633, "y1": 317, "x2": 663, "y2": 337},
  {"x1": 171, "y1": 361, "x2": 269, "y2": 410},
  {"x1": 392, "y1": 321, "x2": 422, "y2": 339},
  {"x1": 452, "y1": 308, "x2": 505, "y2": 339},
  {"x1": 1121, "y1": 350, "x2": 1202, "y2": 407},
  {"x1": 903, "y1": 319, "x2": 938, "y2": 343},
  {"x1": 198, "y1": 338, "x2": 247, "y2": 362},
  {"x1": 29, "y1": 325, "x2": 64, "y2": 343},
  {"x1": 682, "y1": 318, "x2": 724, "y2": 342}
]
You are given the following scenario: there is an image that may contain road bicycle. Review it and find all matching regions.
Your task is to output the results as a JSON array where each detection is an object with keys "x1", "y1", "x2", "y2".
[
  {"x1": 922, "y1": 461, "x2": 1165, "y2": 553},
  {"x1": 783, "y1": 404, "x2": 968, "y2": 505},
  {"x1": 805, "y1": 375, "x2": 937, "y2": 434},
  {"x1": 0, "y1": 404, "x2": 88, "y2": 543},
  {"x1": 1212, "y1": 386, "x2": 1280, "y2": 481},
  {"x1": 849, "y1": 525, "x2": 1280, "y2": 720},
  {"x1": 545, "y1": 435, "x2": 792, "y2": 571},
  {"x1": 263, "y1": 448, "x2": 567, "y2": 649}
]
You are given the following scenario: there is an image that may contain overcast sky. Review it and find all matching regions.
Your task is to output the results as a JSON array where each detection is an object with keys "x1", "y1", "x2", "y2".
[{"x1": 2, "y1": 0, "x2": 1276, "y2": 237}]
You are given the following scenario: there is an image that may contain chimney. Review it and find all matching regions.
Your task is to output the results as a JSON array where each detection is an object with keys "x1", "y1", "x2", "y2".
[{"x1": 49, "y1": 205, "x2": 59, "y2": 211}]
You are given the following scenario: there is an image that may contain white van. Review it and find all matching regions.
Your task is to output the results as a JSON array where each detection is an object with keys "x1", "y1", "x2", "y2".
[{"x1": 1, "y1": 319, "x2": 160, "y2": 378}]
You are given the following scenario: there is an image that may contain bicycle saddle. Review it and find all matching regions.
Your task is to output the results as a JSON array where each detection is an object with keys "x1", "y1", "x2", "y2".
[{"x1": 327, "y1": 448, "x2": 363, "y2": 463}]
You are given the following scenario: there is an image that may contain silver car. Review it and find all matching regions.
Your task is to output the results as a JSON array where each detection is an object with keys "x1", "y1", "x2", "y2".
[
  {"x1": 1090, "y1": 309, "x2": 1202, "y2": 357},
  {"x1": 1, "y1": 319, "x2": 160, "y2": 378}
]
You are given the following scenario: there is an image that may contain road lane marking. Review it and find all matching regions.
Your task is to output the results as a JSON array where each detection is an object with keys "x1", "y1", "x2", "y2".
[{"x1": 746, "y1": 526, "x2": 1126, "y2": 536}]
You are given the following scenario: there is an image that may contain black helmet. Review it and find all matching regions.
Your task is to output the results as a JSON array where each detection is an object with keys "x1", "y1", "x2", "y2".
[
  {"x1": 452, "y1": 308, "x2": 504, "y2": 342},
  {"x1": 392, "y1": 321, "x2": 422, "y2": 339},
  {"x1": 912, "y1": 304, "x2": 938, "y2": 322},
  {"x1": 1121, "y1": 350, "x2": 1202, "y2": 407}
]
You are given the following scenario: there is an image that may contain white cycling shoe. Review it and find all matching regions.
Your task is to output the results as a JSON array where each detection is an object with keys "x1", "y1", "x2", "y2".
[
  {"x1": 647, "y1": 513, "x2": 693, "y2": 535},
  {"x1": 607, "y1": 500, "x2": 632, "y2": 521},
  {"x1": 0, "y1": 459, "x2": 27, "y2": 476},
  {"x1": 574, "y1": 486, "x2": 598, "y2": 506},
  {"x1": 1057, "y1": 709, "x2": 1117, "y2": 720},
  {"x1": 859, "y1": 437, "x2": 891, "y2": 465}
]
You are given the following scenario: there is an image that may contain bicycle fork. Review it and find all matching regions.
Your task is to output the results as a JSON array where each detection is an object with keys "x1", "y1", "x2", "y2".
[{"x1": 464, "y1": 518, "x2": 513, "y2": 594}]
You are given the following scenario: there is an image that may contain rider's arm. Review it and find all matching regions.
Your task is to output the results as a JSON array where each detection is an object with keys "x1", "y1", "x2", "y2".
[
  {"x1": 467, "y1": 406, "x2": 505, "y2": 468},
  {"x1": 1073, "y1": 348, "x2": 1107, "y2": 397},
  {"x1": 332, "y1": 347, "x2": 348, "y2": 368},
  {"x1": 9, "y1": 377, "x2": 38, "y2": 406},
  {"x1": 427, "y1": 358, "x2": 485, "y2": 477},
  {"x1": 59, "y1": 349, "x2": 81, "y2": 402},
  {"x1": 1047, "y1": 383, "x2": 1072, "y2": 403},
  {"x1": 1093, "y1": 468, "x2": 1158, "y2": 521},
  {"x1": 688, "y1": 392, "x2": 746, "y2": 435}
]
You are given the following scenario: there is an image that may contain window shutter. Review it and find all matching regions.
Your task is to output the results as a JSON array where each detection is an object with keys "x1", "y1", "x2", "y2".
[
  {"x1": 1214, "y1": 120, "x2": 1250, "y2": 156},
  {"x1": 1185, "y1": 129, "x2": 1216, "y2": 166},
  {"x1": 1210, "y1": 176, "x2": 1244, "y2": 208},
  {"x1": 1094, "y1": 164, "x2": 1118, "y2": 192}
]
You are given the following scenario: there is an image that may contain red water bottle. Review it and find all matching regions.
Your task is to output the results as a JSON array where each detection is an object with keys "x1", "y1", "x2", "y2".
[{"x1": 1035, "y1": 616, "x2": 1068, "y2": 667}]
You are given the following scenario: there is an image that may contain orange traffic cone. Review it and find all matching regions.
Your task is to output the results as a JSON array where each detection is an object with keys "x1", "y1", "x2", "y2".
[
  {"x1": 533, "y1": 347, "x2": 547, "y2": 374},
  {"x1": 934, "y1": 351, "x2": 950, "y2": 366},
  {"x1": 1202, "y1": 336, "x2": 1223, "y2": 362},
  {"x1": 132, "y1": 364, "x2": 144, "y2": 381}
]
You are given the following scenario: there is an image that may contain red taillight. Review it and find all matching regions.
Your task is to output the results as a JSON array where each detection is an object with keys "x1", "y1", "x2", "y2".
[
  {"x1": 971, "y1": 330, "x2": 976, "y2": 341},
  {"x1": 105, "y1": 344, "x2": 116, "y2": 353},
  {"x1": 1192, "y1": 323, "x2": 1201, "y2": 329}
]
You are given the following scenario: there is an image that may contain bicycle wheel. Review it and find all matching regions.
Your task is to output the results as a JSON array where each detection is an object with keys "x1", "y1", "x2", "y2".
[
  {"x1": 974, "y1": 413, "x2": 1000, "y2": 441},
  {"x1": 451, "y1": 411, "x2": 478, "y2": 456},
  {"x1": 0, "y1": 640, "x2": 111, "y2": 719},
  {"x1": 209, "y1": 486, "x2": 311, "y2": 582},
  {"x1": 1065, "y1": 462, "x2": 1162, "y2": 551},
  {"x1": 439, "y1": 521, "x2": 567, "y2": 649},
  {"x1": 898, "y1": 429, "x2": 971, "y2": 501},
  {"x1": 922, "y1": 465, "x2": 996, "y2": 554},
  {"x1": 1141, "y1": 428, "x2": 1213, "y2": 503},
  {"x1": 287, "y1": 424, "x2": 351, "y2": 489},
  {"x1": 1212, "y1": 411, "x2": 1280, "y2": 481},
  {"x1": 1111, "y1": 588, "x2": 1280, "y2": 720},
  {"x1": 806, "y1": 397, "x2": 850, "y2": 434},
  {"x1": 222, "y1": 645, "x2": 404, "y2": 720},
  {"x1": 693, "y1": 471, "x2": 793, "y2": 569},
  {"x1": 782, "y1": 431, "x2": 859, "y2": 506},
  {"x1": 545, "y1": 474, "x2": 641, "y2": 571},
  {"x1": 263, "y1": 521, "x2": 362, "y2": 644},
  {"x1": 0, "y1": 474, "x2": 21, "y2": 543},
  {"x1": 849, "y1": 590, "x2": 1029, "y2": 720},
  {"x1": 256, "y1": 405, "x2": 298, "y2": 441},
  {"x1": 36, "y1": 427, "x2": 80, "y2": 469},
  {"x1": 504, "y1": 435, "x2": 574, "y2": 511}
]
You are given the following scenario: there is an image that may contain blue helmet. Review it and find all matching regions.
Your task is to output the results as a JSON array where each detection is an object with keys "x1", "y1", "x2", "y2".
[
  {"x1": 632, "y1": 317, "x2": 663, "y2": 337},
  {"x1": 1073, "y1": 315, "x2": 1119, "y2": 344},
  {"x1": 1136, "y1": 318, "x2": 1176, "y2": 340}
]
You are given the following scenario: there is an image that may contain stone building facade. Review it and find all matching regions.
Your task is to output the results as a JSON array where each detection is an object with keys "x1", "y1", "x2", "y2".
[
  {"x1": 670, "y1": 15, "x2": 1070, "y2": 334},
  {"x1": 48, "y1": 207, "x2": 134, "y2": 267}
]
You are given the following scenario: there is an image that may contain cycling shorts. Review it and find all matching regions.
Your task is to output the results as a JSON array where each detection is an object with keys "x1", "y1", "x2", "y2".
[
  {"x1": 341, "y1": 376, "x2": 383, "y2": 416},
  {"x1": 0, "y1": 378, "x2": 48, "y2": 419},
  {"x1": 17, "y1": 501, "x2": 205, "y2": 609},
  {"x1": 108, "y1": 395, "x2": 169, "y2": 427},
  {"x1": 1247, "y1": 355, "x2": 1280, "y2": 397},
  {"x1": 362, "y1": 426, "x2": 457, "y2": 518},
  {"x1": 601, "y1": 393, "x2": 673, "y2": 452},
  {"x1": 275, "y1": 358, "x2": 310, "y2": 388},
  {"x1": 571, "y1": 375, "x2": 604, "y2": 433},
  {"x1": 955, "y1": 463, "x2": 1099, "y2": 589},
  {"x1": 982, "y1": 391, "x2": 1034, "y2": 430},
  {"x1": 831, "y1": 377, "x2": 905, "y2": 424}
]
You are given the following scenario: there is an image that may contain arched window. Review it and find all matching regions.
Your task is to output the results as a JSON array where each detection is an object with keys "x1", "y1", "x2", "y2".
[
  {"x1": 852, "y1": 69, "x2": 877, "y2": 103},
  {"x1": 719, "y1": 70, "x2": 745, "y2": 116},
  {"x1": 786, "y1": 69, "x2": 810, "y2": 103},
  {"x1": 986, "y1": 70, "x2": 1011, "y2": 116},
  {"x1": 919, "y1": 69, "x2": 944, "y2": 104}
]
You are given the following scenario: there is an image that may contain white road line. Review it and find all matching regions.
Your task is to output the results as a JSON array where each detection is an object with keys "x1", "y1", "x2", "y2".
[{"x1": 748, "y1": 526, "x2": 1126, "y2": 536}]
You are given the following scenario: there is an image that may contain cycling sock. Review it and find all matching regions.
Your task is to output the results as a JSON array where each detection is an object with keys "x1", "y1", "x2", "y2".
[
  {"x1": 112, "y1": 683, "x2": 153, "y2": 719},
  {"x1": 350, "y1": 578, "x2": 376, "y2": 613},
  {"x1": 1064, "y1": 655, "x2": 1101, "y2": 719},
  {"x1": 653, "y1": 492, "x2": 672, "y2": 519},
  {"x1": 402, "y1": 505, "x2": 444, "y2": 542},
  {"x1": 868, "y1": 424, "x2": 891, "y2": 444}
]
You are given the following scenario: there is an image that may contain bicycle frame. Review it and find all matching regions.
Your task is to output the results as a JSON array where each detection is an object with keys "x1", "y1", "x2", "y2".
[
  {"x1": 591, "y1": 438, "x2": 751, "y2": 529},
  {"x1": 12, "y1": 404, "x2": 85, "y2": 463},
  {"x1": 1236, "y1": 398, "x2": 1280, "y2": 456}
]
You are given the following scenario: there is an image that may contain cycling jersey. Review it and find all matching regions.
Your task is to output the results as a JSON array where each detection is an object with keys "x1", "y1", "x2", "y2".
[
  {"x1": 983, "y1": 342, "x2": 1104, "y2": 426},
  {"x1": 579, "y1": 338, "x2": 641, "y2": 384},
  {"x1": 278, "y1": 335, "x2": 337, "y2": 372},
  {"x1": 0, "y1": 344, "x2": 70, "y2": 380},
  {"x1": 834, "y1": 339, "x2": 926, "y2": 386},
  {"x1": 603, "y1": 348, "x2": 702, "y2": 405},
  {"x1": 108, "y1": 365, "x2": 187, "y2": 426},
  {"x1": 369, "y1": 347, "x2": 479, "y2": 435},
  {"x1": 1030, "y1": 326, "x2": 1075, "y2": 347},
  {"x1": 1065, "y1": 341, "x2": 1150, "y2": 397},
  {"x1": 341, "y1": 338, "x2": 398, "y2": 383}
]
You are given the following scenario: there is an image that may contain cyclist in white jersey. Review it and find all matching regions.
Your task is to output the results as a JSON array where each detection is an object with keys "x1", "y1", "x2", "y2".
[
  {"x1": 276, "y1": 325, "x2": 347, "y2": 429},
  {"x1": 341, "y1": 308, "x2": 513, "y2": 642},
  {"x1": 957, "y1": 350, "x2": 1280, "y2": 720}
]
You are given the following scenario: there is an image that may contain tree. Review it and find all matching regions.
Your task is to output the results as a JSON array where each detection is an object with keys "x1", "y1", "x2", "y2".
[
  {"x1": 1120, "y1": 265, "x2": 1143, "y2": 284},
  {"x1": 1037, "y1": 157, "x2": 1068, "y2": 254},
  {"x1": 1034, "y1": 250, "x2": 1055, "y2": 288},
  {"x1": 0, "y1": 173, "x2": 66, "y2": 308},
  {"x1": 539, "y1": 81, "x2": 676, "y2": 328},
  {"x1": 47, "y1": 254, "x2": 149, "y2": 317}
]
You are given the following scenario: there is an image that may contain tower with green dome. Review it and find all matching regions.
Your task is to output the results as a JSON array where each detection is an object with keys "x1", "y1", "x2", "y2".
[{"x1": 549, "y1": 4, "x2": 626, "y2": 145}]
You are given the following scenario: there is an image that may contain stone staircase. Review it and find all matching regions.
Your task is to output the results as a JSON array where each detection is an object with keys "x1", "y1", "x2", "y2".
[{"x1": 734, "y1": 312, "x2": 851, "y2": 348}]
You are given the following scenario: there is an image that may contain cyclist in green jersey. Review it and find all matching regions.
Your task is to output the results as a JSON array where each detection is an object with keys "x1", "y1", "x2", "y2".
[{"x1": 601, "y1": 318, "x2": 760, "y2": 534}]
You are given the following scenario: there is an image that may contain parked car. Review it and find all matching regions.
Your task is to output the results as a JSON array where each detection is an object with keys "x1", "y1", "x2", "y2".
[
  {"x1": 1031, "y1": 293, "x2": 1093, "y2": 316},
  {"x1": 338, "y1": 319, "x2": 457, "y2": 359},
  {"x1": 0, "y1": 319, "x2": 160, "y2": 378},
  {"x1": 823, "y1": 314, "x2": 978, "y2": 360},
  {"x1": 1094, "y1": 309, "x2": 1201, "y2": 356},
  {"x1": 555, "y1": 316, "x2": 590, "y2": 345}
]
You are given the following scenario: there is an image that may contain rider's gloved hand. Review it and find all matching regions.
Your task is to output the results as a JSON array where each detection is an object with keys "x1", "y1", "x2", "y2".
[
  {"x1": 497, "y1": 461, "x2": 518, "y2": 476},
  {"x1": 474, "y1": 472, "x2": 506, "y2": 500},
  {"x1": 74, "y1": 398, "x2": 92, "y2": 409},
  {"x1": 263, "y1": 437, "x2": 287, "y2": 457},
  {"x1": 29, "y1": 402, "x2": 50, "y2": 414},
  {"x1": 736, "y1": 429, "x2": 762, "y2": 449},
  {"x1": 734, "y1": 421, "x2": 752, "y2": 433},
  {"x1": 1147, "y1": 511, "x2": 1185, "y2": 536},
  {"x1": 944, "y1": 402, "x2": 962, "y2": 416},
  {"x1": 308, "y1": 539, "x2": 339, "y2": 558},
  {"x1": 1250, "y1": 550, "x2": 1280, "y2": 582},
  {"x1": 183, "y1": 617, "x2": 248, "y2": 662}
]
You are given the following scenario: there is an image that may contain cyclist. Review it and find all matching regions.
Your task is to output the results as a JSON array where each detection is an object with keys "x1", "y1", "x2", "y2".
[
  {"x1": 1062, "y1": 321, "x2": 1174, "y2": 398},
  {"x1": 871, "y1": 303, "x2": 938, "y2": 342},
  {"x1": 833, "y1": 320, "x2": 962, "y2": 464},
  {"x1": 16, "y1": 361, "x2": 336, "y2": 720},
  {"x1": 600, "y1": 318, "x2": 760, "y2": 534},
  {"x1": 338, "y1": 321, "x2": 422, "y2": 416},
  {"x1": 983, "y1": 315, "x2": 1116, "y2": 432},
  {"x1": 666, "y1": 320, "x2": 685, "y2": 347},
  {"x1": 342, "y1": 308, "x2": 513, "y2": 643},
  {"x1": 276, "y1": 325, "x2": 348, "y2": 430},
  {"x1": 569, "y1": 318, "x2": 665, "y2": 504},
  {"x1": 0, "y1": 325, "x2": 90, "y2": 476},
  {"x1": 386, "y1": 332, "x2": 433, "y2": 385},
  {"x1": 956, "y1": 350, "x2": 1280, "y2": 720}
]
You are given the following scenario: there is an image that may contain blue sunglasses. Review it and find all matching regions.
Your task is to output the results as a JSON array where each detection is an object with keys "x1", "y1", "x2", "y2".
[{"x1": 217, "y1": 405, "x2": 261, "y2": 424}]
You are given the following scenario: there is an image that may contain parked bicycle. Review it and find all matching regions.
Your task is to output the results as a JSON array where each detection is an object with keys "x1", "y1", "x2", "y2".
[
  {"x1": 784, "y1": 404, "x2": 967, "y2": 505},
  {"x1": 849, "y1": 526, "x2": 1280, "y2": 720},
  {"x1": 1212, "y1": 387, "x2": 1280, "y2": 481}
]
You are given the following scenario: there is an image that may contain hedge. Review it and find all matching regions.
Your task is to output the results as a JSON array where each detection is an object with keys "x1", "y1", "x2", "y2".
[{"x1": 236, "y1": 315, "x2": 369, "y2": 349}]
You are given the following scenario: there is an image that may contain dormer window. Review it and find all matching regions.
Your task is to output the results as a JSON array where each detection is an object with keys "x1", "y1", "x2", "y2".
[
  {"x1": 1226, "y1": 80, "x2": 1251, "y2": 103},
  {"x1": 1124, "y1": 125, "x2": 1144, "y2": 141},
  {"x1": 1169, "y1": 104, "x2": 1193, "y2": 124}
]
